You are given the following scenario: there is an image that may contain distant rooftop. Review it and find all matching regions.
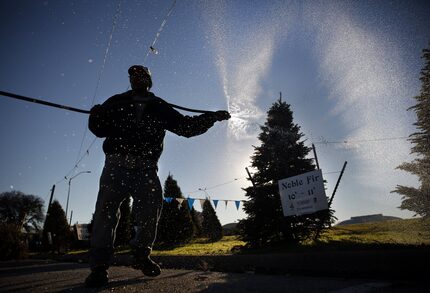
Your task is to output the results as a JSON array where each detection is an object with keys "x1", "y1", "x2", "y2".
[{"x1": 337, "y1": 214, "x2": 401, "y2": 226}]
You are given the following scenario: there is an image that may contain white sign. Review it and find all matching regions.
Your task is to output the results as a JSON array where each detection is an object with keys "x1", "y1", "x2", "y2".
[
  {"x1": 75, "y1": 224, "x2": 90, "y2": 241},
  {"x1": 278, "y1": 169, "x2": 328, "y2": 217}
]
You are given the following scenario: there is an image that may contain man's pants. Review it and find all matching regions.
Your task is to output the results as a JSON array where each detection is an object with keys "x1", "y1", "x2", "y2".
[{"x1": 89, "y1": 156, "x2": 163, "y2": 269}]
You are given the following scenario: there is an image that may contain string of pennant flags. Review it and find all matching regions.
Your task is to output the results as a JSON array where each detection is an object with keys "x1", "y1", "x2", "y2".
[
  {"x1": 161, "y1": 166, "x2": 346, "y2": 212},
  {"x1": 163, "y1": 196, "x2": 245, "y2": 211}
]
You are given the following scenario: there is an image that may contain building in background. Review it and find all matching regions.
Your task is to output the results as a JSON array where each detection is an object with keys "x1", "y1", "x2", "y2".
[
  {"x1": 74, "y1": 224, "x2": 90, "y2": 241},
  {"x1": 337, "y1": 214, "x2": 401, "y2": 226}
]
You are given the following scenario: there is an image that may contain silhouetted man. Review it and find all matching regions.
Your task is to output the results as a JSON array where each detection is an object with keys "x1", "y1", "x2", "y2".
[{"x1": 85, "y1": 65, "x2": 230, "y2": 287}]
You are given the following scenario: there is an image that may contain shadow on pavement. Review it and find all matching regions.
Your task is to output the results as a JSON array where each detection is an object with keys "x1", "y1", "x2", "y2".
[
  {"x1": 197, "y1": 272, "x2": 428, "y2": 293},
  {"x1": 58, "y1": 276, "x2": 146, "y2": 293},
  {"x1": 57, "y1": 268, "x2": 195, "y2": 292},
  {"x1": 0, "y1": 261, "x2": 88, "y2": 277},
  {"x1": 0, "y1": 274, "x2": 84, "y2": 292}
]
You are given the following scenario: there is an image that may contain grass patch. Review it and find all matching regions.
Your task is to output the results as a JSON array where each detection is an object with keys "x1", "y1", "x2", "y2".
[
  {"x1": 61, "y1": 236, "x2": 246, "y2": 257},
  {"x1": 66, "y1": 249, "x2": 89, "y2": 255},
  {"x1": 54, "y1": 218, "x2": 430, "y2": 258},
  {"x1": 237, "y1": 218, "x2": 430, "y2": 254},
  {"x1": 152, "y1": 236, "x2": 246, "y2": 256},
  {"x1": 319, "y1": 218, "x2": 430, "y2": 246}
]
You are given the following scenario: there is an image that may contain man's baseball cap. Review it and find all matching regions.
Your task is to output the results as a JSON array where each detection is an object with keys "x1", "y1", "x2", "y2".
[{"x1": 128, "y1": 65, "x2": 151, "y2": 76}]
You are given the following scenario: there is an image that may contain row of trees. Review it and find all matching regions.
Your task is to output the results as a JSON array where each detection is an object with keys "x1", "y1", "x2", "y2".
[
  {"x1": 116, "y1": 174, "x2": 223, "y2": 247},
  {"x1": 160, "y1": 174, "x2": 223, "y2": 244},
  {"x1": 0, "y1": 172, "x2": 224, "y2": 260}
]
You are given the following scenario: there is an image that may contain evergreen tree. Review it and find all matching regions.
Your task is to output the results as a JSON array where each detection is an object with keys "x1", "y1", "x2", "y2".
[
  {"x1": 157, "y1": 174, "x2": 194, "y2": 246},
  {"x1": 115, "y1": 196, "x2": 131, "y2": 246},
  {"x1": 43, "y1": 200, "x2": 71, "y2": 253},
  {"x1": 190, "y1": 208, "x2": 203, "y2": 237},
  {"x1": 238, "y1": 96, "x2": 333, "y2": 247},
  {"x1": 201, "y1": 199, "x2": 223, "y2": 242},
  {"x1": 393, "y1": 45, "x2": 430, "y2": 217}
]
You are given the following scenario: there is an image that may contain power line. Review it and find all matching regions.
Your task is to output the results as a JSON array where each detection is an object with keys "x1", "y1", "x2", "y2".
[
  {"x1": 42, "y1": 189, "x2": 52, "y2": 204},
  {"x1": 184, "y1": 195, "x2": 247, "y2": 202},
  {"x1": 185, "y1": 168, "x2": 343, "y2": 196},
  {"x1": 74, "y1": 0, "x2": 123, "y2": 165},
  {"x1": 237, "y1": 122, "x2": 410, "y2": 146},
  {"x1": 55, "y1": 0, "x2": 123, "y2": 185},
  {"x1": 187, "y1": 176, "x2": 248, "y2": 194},
  {"x1": 313, "y1": 136, "x2": 409, "y2": 145},
  {"x1": 323, "y1": 171, "x2": 342, "y2": 175},
  {"x1": 55, "y1": 137, "x2": 98, "y2": 185}
]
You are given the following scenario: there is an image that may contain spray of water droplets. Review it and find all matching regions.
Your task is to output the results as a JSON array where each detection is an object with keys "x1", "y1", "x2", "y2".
[
  {"x1": 202, "y1": 0, "x2": 291, "y2": 140},
  {"x1": 303, "y1": 1, "x2": 418, "y2": 190}
]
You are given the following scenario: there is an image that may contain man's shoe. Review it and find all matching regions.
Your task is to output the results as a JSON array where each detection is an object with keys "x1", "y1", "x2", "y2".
[
  {"x1": 132, "y1": 256, "x2": 161, "y2": 277},
  {"x1": 131, "y1": 247, "x2": 161, "y2": 277},
  {"x1": 84, "y1": 268, "x2": 108, "y2": 287}
]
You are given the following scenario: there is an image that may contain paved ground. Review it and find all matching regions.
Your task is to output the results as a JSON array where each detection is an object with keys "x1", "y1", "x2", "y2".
[
  {"x1": 60, "y1": 247, "x2": 430, "y2": 280},
  {"x1": 0, "y1": 259, "x2": 426, "y2": 292}
]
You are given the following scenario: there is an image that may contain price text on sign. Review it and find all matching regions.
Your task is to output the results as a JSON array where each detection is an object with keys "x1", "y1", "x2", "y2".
[{"x1": 278, "y1": 169, "x2": 328, "y2": 217}]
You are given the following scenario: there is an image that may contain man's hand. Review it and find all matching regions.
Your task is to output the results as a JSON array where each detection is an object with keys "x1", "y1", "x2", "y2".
[{"x1": 213, "y1": 110, "x2": 231, "y2": 121}]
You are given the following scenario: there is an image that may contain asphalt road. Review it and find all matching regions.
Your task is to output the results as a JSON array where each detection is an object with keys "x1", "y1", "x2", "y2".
[{"x1": 0, "y1": 259, "x2": 426, "y2": 292}]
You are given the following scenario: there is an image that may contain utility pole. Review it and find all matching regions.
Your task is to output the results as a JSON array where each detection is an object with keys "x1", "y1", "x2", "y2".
[
  {"x1": 312, "y1": 143, "x2": 320, "y2": 170},
  {"x1": 245, "y1": 167, "x2": 256, "y2": 188},
  {"x1": 66, "y1": 171, "x2": 91, "y2": 219},
  {"x1": 46, "y1": 184, "x2": 55, "y2": 218},
  {"x1": 44, "y1": 184, "x2": 55, "y2": 250},
  {"x1": 329, "y1": 161, "x2": 348, "y2": 207},
  {"x1": 66, "y1": 180, "x2": 71, "y2": 219},
  {"x1": 69, "y1": 210, "x2": 73, "y2": 226}
]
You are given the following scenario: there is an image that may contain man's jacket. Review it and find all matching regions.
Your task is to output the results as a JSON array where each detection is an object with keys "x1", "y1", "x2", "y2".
[{"x1": 88, "y1": 90, "x2": 217, "y2": 163}]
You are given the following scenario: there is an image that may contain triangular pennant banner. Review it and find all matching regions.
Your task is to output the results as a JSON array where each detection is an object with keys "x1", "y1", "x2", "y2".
[
  {"x1": 176, "y1": 198, "x2": 184, "y2": 204},
  {"x1": 224, "y1": 200, "x2": 229, "y2": 209},
  {"x1": 199, "y1": 199, "x2": 206, "y2": 208},
  {"x1": 235, "y1": 200, "x2": 241, "y2": 210},
  {"x1": 213, "y1": 199, "x2": 219, "y2": 209},
  {"x1": 164, "y1": 197, "x2": 173, "y2": 203},
  {"x1": 187, "y1": 198, "x2": 195, "y2": 210},
  {"x1": 176, "y1": 198, "x2": 184, "y2": 209}
]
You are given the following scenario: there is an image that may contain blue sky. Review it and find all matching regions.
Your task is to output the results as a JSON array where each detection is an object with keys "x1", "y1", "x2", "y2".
[{"x1": 1, "y1": 0, "x2": 429, "y2": 225}]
